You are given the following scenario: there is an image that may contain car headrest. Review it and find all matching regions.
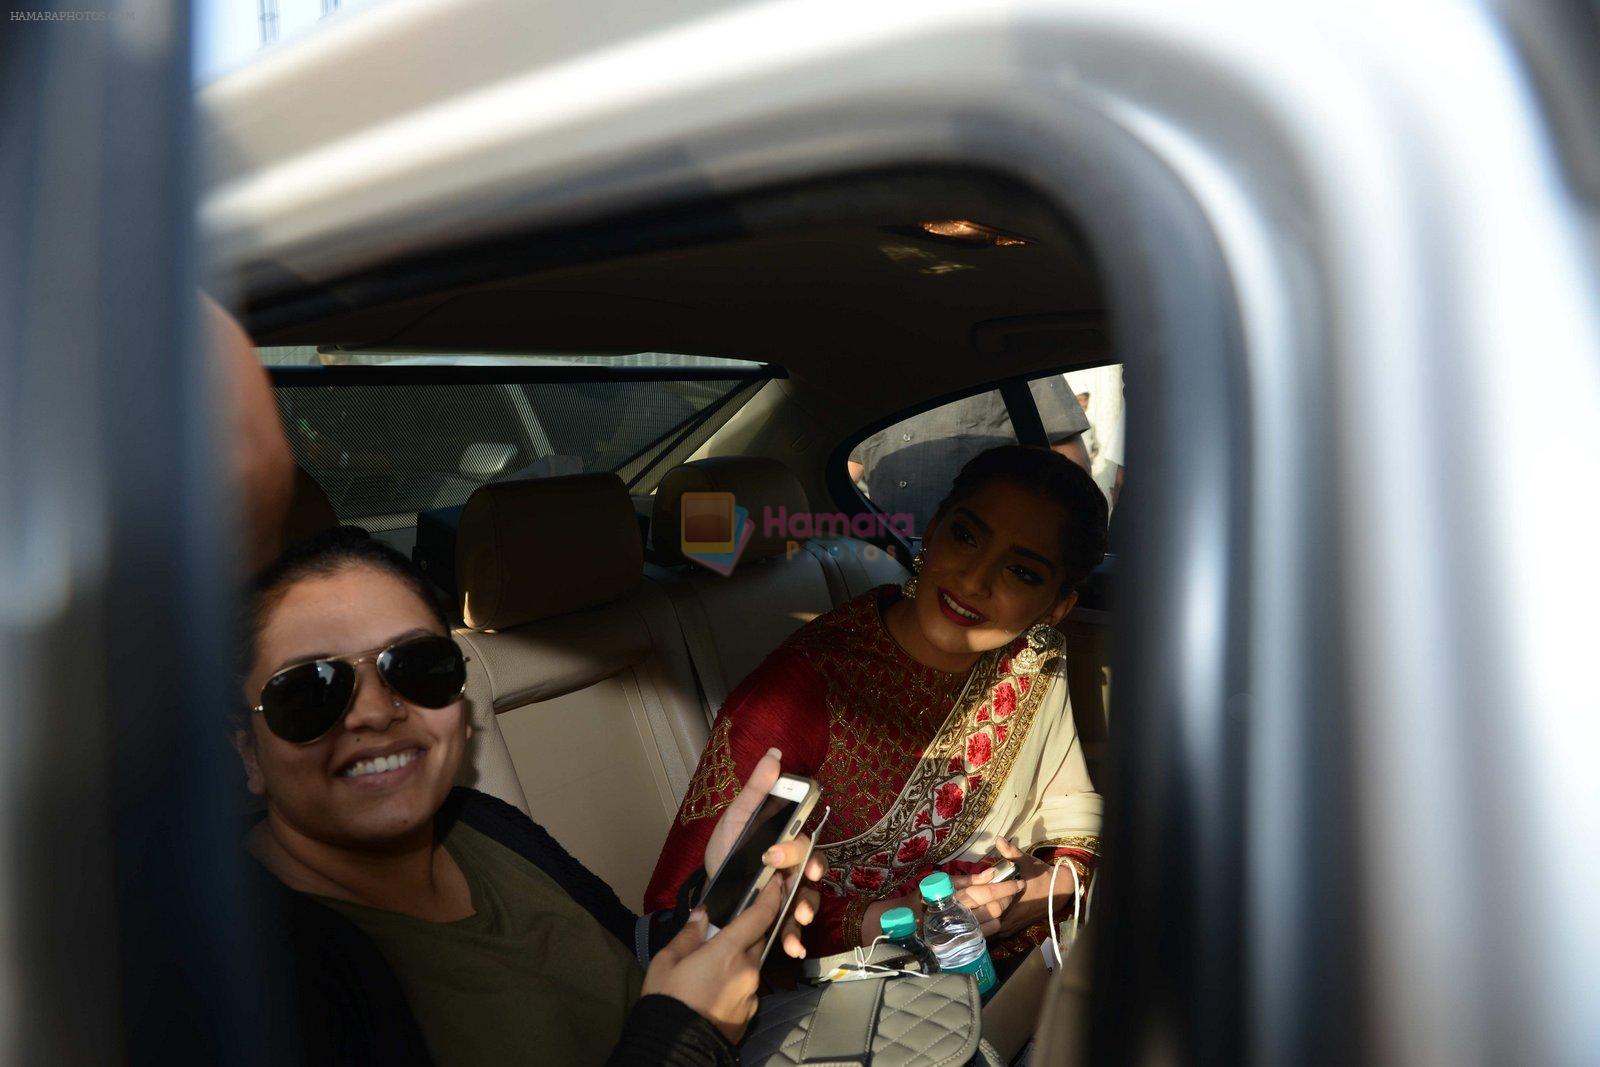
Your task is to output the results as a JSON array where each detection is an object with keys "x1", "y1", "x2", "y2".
[
  {"x1": 650, "y1": 456, "x2": 809, "y2": 566},
  {"x1": 457, "y1": 472, "x2": 642, "y2": 631},
  {"x1": 281, "y1": 467, "x2": 338, "y2": 548}
]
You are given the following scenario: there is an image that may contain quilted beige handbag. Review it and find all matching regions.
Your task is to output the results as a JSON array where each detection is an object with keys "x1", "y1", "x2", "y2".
[{"x1": 739, "y1": 971, "x2": 1003, "y2": 1067}]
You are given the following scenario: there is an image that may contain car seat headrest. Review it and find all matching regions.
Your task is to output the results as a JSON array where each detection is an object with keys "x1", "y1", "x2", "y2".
[
  {"x1": 650, "y1": 456, "x2": 810, "y2": 567},
  {"x1": 457, "y1": 472, "x2": 642, "y2": 631}
]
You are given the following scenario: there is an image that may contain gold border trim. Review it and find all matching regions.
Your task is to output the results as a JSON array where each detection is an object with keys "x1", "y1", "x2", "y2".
[{"x1": 1030, "y1": 834, "x2": 1101, "y2": 858}]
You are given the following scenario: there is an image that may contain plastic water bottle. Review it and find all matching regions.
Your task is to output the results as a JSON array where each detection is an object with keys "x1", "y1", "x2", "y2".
[
  {"x1": 878, "y1": 906, "x2": 938, "y2": 973},
  {"x1": 918, "y1": 872, "x2": 998, "y2": 996}
]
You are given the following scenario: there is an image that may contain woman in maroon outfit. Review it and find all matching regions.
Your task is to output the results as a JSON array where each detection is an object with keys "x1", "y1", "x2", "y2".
[{"x1": 646, "y1": 446, "x2": 1108, "y2": 959}]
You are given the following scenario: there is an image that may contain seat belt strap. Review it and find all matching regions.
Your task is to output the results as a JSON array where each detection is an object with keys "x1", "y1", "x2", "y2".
[
  {"x1": 660, "y1": 579, "x2": 729, "y2": 725},
  {"x1": 629, "y1": 593, "x2": 700, "y2": 799},
  {"x1": 803, "y1": 540, "x2": 851, "y2": 606}
]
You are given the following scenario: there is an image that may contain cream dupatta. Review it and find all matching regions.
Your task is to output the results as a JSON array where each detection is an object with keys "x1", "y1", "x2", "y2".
[{"x1": 818, "y1": 625, "x2": 1102, "y2": 906}]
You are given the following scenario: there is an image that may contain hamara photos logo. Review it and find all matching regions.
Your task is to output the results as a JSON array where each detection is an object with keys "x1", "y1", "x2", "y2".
[
  {"x1": 679, "y1": 492, "x2": 755, "y2": 576},
  {"x1": 679, "y1": 493, "x2": 914, "y2": 577}
]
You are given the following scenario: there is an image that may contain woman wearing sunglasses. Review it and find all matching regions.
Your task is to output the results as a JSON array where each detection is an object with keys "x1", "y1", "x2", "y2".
[{"x1": 235, "y1": 527, "x2": 824, "y2": 1066}]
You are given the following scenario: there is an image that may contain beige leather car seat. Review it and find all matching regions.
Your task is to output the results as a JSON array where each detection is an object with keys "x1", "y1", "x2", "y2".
[
  {"x1": 451, "y1": 472, "x2": 708, "y2": 909},
  {"x1": 449, "y1": 644, "x2": 533, "y2": 817},
  {"x1": 1057, "y1": 616, "x2": 1111, "y2": 790},
  {"x1": 646, "y1": 456, "x2": 909, "y2": 721}
]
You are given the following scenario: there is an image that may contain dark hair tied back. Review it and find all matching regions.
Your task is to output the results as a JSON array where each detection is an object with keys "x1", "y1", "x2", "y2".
[
  {"x1": 240, "y1": 526, "x2": 451, "y2": 684},
  {"x1": 931, "y1": 444, "x2": 1109, "y2": 595}
]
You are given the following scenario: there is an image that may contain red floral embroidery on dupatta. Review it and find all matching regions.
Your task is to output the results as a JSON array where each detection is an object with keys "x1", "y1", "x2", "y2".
[
  {"x1": 895, "y1": 832, "x2": 933, "y2": 864},
  {"x1": 849, "y1": 867, "x2": 889, "y2": 892},
  {"x1": 933, "y1": 782, "x2": 966, "y2": 820}
]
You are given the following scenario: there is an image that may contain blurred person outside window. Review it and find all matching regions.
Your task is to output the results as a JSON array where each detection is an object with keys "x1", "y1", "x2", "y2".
[
  {"x1": 847, "y1": 378, "x2": 1090, "y2": 536},
  {"x1": 1064, "y1": 366, "x2": 1124, "y2": 509}
]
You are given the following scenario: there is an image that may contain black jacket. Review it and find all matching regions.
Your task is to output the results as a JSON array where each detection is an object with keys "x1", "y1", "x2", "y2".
[{"x1": 250, "y1": 788, "x2": 737, "y2": 1066}]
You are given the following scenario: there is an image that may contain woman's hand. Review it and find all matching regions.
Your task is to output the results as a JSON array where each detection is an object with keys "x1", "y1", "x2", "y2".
[
  {"x1": 702, "y1": 747, "x2": 788, "y2": 873},
  {"x1": 703, "y1": 748, "x2": 826, "y2": 959},
  {"x1": 987, "y1": 838, "x2": 1079, "y2": 939},
  {"x1": 641, "y1": 878, "x2": 788, "y2": 1044},
  {"x1": 859, "y1": 892, "x2": 922, "y2": 946},
  {"x1": 950, "y1": 867, "x2": 1025, "y2": 936},
  {"x1": 858, "y1": 868, "x2": 1026, "y2": 946}
]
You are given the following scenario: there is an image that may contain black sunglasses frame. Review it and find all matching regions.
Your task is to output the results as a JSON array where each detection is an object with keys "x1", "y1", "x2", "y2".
[{"x1": 250, "y1": 635, "x2": 468, "y2": 744}]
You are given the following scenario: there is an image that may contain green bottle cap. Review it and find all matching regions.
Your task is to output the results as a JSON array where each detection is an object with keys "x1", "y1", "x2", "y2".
[
  {"x1": 880, "y1": 906, "x2": 918, "y2": 940},
  {"x1": 919, "y1": 871, "x2": 954, "y2": 902}
]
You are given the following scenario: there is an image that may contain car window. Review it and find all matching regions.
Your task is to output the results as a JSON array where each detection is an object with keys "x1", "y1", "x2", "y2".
[
  {"x1": 273, "y1": 347, "x2": 763, "y2": 371},
  {"x1": 264, "y1": 349, "x2": 756, "y2": 526},
  {"x1": 846, "y1": 366, "x2": 1124, "y2": 539},
  {"x1": 1062, "y1": 364, "x2": 1126, "y2": 516},
  {"x1": 848, "y1": 388, "x2": 1020, "y2": 537},
  {"x1": 196, "y1": 0, "x2": 391, "y2": 83}
]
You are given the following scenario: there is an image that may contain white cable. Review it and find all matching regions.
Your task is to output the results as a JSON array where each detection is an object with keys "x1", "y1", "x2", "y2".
[
  {"x1": 852, "y1": 933, "x2": 892, "y2": 968},
  {"x1": 836, "y1": 932, "x2": 931, "y2": 981},
  {"x1": 1045, "y1": 857, "x2": 1082, "y2": 971}
]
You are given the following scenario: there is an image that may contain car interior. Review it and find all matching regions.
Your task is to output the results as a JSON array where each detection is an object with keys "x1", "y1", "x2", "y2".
[
  {"x1": 18, "y1": 1, "x2": 1591, "y2": 1060},
  {"x1": 248, "y1": 169, "x2": 1119, "y2": 967}
]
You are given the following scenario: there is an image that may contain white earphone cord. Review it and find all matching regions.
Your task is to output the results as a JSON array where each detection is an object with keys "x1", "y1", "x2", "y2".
[{"x1": 1045, "y1": 856, "x2": 1083, "y2": 969}]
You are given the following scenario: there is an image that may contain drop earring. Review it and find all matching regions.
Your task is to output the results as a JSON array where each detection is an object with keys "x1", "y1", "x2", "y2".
[
  {"x1": 1011, "y1": 622, "x2": 1055, "y2": 675},
  {"x1": 901, "y1": 551, "x2": 926, "y2": 599}
]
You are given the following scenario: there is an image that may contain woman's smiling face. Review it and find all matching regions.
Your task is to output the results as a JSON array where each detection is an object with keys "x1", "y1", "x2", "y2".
[
  {"x1": 911, "y1": 480, "x2": 1078, "y2": 662},
  {"x1": 239, "y1": 564, "x2": 468, "y2": 851}
]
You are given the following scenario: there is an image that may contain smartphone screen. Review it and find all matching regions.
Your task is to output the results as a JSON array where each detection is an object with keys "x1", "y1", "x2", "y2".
[{"x1": 700, "y1": 792, "x2": 802, "y2": 928}]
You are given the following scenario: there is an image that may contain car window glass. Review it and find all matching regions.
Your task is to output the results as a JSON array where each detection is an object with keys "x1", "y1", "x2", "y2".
[
  {"x1": 847, "y1": 388, "x2": 1021, "y2": 538},
  {"x1": 846, "y1": 365, "x2": 1124, "y2": 540},
  {"x1": 196, "y1": 0, "x2": 391, "y2": 83},
  {"x1": 272, "y1": 375, "x2": 748, "y2": 527},
  {"x1": 265, "y1": 347, "x2": 762, "y2": 370},
  {"x1": 1062, "y1": 364, "x2": 1126, "y2": 519}
]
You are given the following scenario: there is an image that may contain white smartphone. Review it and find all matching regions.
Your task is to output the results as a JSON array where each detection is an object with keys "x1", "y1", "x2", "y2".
[{"x1": 699, "y1": 773, "x2": 821, "y2": 936}]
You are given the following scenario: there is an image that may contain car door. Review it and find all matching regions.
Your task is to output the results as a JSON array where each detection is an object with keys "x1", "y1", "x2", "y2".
[
  {"x1": 3, "y1": 9, "x2": 279, "y2": 1065},
  {"x1": 198, "y1": 3, "x2": 1600, "y2": 1064}
]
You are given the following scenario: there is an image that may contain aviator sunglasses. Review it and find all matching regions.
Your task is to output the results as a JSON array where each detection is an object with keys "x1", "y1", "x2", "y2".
[{"x1": 251, "y1": 634, "x2": 468, "y2": 744}]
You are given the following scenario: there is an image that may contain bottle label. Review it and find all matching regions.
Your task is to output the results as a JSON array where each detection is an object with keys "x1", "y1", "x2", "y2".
[{"x1": 941, "y1": 949, "x2": 997, "y2": 996}]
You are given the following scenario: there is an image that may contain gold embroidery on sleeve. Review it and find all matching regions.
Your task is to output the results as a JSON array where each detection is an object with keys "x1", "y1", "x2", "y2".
[
  {"x1": 678, "y1": 714, "x2": 738, "y2": 823},
  {"x1": 1030, "y1": 834, "x2": 1101, "y2": 858},
  {"x1": 842, "y1": 893, "x2": 874, "y2": 949}
]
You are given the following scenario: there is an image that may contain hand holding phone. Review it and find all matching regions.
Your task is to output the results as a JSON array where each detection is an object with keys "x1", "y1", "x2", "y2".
[
  {"x1": 699, "y1": 772, "x2": 821, "y2": 936},
  {"x1": 643, "y1": 879, "x2": 790, "y2": 1044}
]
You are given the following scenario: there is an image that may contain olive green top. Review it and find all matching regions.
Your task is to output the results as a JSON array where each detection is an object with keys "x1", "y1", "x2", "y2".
[{"x1": 319, "y1": 822, "x2": 644, "y2": 1067}]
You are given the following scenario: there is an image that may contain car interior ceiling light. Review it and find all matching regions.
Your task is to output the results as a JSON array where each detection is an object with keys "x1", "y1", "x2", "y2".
[{"x1": 918, "y1": 219, "x2": 1030, "y2": 246}]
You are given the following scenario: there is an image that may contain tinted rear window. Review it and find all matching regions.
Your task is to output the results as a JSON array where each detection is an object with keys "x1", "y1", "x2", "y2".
[{"x1": 274, "y1": 377, "x2": 746, "y2": 523}]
